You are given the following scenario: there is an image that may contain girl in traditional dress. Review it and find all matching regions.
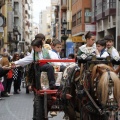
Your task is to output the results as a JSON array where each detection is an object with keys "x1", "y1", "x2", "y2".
[{"x1": 77, "y1": 31, "x2": 96, "y2": 57}]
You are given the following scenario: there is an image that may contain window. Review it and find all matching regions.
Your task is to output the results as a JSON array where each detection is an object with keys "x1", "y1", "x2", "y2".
[
  {"x1": 77, "y1": 11, "x2": 82, "y2": 24},
  {"x1": 96, "y1": 2, "x2": 102, "y2": 15},
  {"x1": 109, "y1": 0, "x2": 116, "y2": 8},
  {"x1": 72, "y1": 14, "x2": 76, "y2": 27},
  {"x1": 85, "y1": 8, "x2": 91, "y2": 23},
  {"x1": 103, "y1": 0, "x2": 107, "y2": 12}
]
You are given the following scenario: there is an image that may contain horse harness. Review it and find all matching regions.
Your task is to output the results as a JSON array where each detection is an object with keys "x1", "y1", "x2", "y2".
[{"x1": 106, "y1": 69, "x2": 118, "y2": 111}]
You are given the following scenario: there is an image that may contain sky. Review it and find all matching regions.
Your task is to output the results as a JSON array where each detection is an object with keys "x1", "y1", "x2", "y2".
[{"x1": 33, "y1": 0, "x2": 51, "y2": 23}]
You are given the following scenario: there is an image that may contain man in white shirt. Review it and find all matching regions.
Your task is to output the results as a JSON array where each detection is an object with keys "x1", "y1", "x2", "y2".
[
  {"x1": 13, "y1": 38, "x2": 57, "y2": 89},
  {"x1": 104, "y1": 35, "x2": 119, "y2": 61}
]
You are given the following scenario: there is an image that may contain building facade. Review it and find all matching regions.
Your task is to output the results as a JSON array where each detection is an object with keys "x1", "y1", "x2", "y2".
[
  {"x1": 91, "y1": 0, "x2": 120, "y2": 50},
  {"x1": 92, "y1": 0, "x2": 116, "y2": 41},
  {"x1": 39, "y1": 6, "x2": 52, "y2": 39},
  {"x1": 71, "y1": 0, "x2": 93, "y2": 54}
]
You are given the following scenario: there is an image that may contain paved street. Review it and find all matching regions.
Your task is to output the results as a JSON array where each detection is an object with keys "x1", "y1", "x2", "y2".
[{"x1": 0, "y1": 87, "x2": 64, "y2": 120}]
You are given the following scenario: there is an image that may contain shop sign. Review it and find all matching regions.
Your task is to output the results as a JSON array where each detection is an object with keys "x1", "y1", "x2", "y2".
[
  {"x1": 72, "y1": 36, "x2": 86, "y2": 43},
  {"x1": 85, "y1": 24, "x2": 95, "y2": 32}
]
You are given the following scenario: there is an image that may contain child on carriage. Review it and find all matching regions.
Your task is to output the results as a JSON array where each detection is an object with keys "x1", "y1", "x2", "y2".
[
  {"x1": 51, "y1": 39, "x2": 66, "y2": 72},
  {"x1": 104, "y1": 35, "x2": 119, "y2": 61},
  {"x1": 95, "y1": 39, "x2": 109, "y2": 58},
  {"x1": 77, "y1": 31, "x2": 96, "y2": 58},
  {"x1": 11, "y1": 37, "x2": 58, "y2": 90}
]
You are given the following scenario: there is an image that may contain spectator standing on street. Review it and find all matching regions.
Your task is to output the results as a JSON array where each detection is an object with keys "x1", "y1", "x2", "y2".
[
  {"x1": 12, "y1": 53, "x2": 22, "y2": 94},
  {"x1": 0, "y1": 66, "x2": 11, "y2": 99},
  {"x1": 0, "y1": 52, "x2": 10, "y2": 97}
]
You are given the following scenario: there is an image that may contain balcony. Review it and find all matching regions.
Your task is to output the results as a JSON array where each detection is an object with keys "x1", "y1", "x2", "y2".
[
  {"x1": 105, "y1": 8, "x2": 116, "y2": 16},
  {"x1": 104, "y1": 2, "x2": 116, "y2": 16},
  {"x1": 61, "y1": 0, "x2": 67, "y2": 10}
]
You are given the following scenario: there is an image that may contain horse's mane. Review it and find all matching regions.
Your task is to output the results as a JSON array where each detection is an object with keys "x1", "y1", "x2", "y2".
[
  {"x1": 91, "y1": 64, "x2": 114, "y2": 86},
  {"x1": 97, "y1": 71, "x2": 120, "y2": 105},
  {"x1": 91, "y1": 64, "x2": 120, "y2": 105}
]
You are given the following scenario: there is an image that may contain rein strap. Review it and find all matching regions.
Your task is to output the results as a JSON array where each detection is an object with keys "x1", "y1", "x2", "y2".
[{"x1": 84, "y1": 86, "x2": 103, "y2": 115}]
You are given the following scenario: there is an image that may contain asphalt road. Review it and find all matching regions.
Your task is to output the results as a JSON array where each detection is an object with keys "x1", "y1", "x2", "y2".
[{"x1": 0, "y1": 87, "x2": 65, "y2": 120}]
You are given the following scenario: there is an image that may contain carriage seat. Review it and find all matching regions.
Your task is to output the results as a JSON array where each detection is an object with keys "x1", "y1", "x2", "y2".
[{"x1": 40, "y1": 72, "x2": 63, "y2": 90}]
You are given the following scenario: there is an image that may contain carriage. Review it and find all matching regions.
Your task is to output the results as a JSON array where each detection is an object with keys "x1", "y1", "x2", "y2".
[{"x1": 31, "y1": 57, "x2": 120, "y2": 120}]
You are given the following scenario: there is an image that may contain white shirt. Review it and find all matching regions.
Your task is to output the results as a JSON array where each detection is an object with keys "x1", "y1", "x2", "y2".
[
  {"x1": 106, "y1": 47, "x2": 119, "y2": 61},
  {"x1": 96, "y1": 51, "x2": 109, "y2": 58},
  {"x1": 50, "y1": 51, "x2": 67, "y2": 66},
  {"x1": 14, "y1": 49, "x2": 58, "y2": 67}
]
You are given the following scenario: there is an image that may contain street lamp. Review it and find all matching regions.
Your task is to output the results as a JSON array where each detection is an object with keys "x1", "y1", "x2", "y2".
[{"x1": 61, "y1": 20, "x2": 68, "y2": 57}]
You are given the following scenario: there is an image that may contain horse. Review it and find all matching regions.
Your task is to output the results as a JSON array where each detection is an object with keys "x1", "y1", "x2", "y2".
[
  {"x1": 91, "y1": 64, "x2": 120, "y2": 119},
  {"x1": 61, "y1": 62, "x2": 120, "y2": 120}
]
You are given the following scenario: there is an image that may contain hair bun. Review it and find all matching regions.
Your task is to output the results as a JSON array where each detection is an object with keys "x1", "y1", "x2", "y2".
[{"x1": 84, "y1": 31, "x2": 94, "y2": 39}]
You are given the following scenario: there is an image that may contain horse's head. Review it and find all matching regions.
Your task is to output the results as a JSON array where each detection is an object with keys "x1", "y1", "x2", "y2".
[{"x1": 92, "y1": 64, "x2": 120, "y2": 113}]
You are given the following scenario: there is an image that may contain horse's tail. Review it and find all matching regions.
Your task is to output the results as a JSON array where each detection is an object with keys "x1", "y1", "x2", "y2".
[{"x1": 97, "y1": 71, "x2": 120, "y2": 105}]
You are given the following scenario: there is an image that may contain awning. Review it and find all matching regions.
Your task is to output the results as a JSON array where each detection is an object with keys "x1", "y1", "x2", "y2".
[{"x1": 71, "y1": 36, "x2": 86, "y2": 43}]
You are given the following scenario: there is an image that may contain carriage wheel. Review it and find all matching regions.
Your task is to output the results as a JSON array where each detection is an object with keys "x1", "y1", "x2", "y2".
[{"x1": 33, "y1": 94, "x2": 48, "y2": 120}]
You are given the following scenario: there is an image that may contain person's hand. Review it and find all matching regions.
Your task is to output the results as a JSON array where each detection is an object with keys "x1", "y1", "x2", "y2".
[
  {"x1": 10, "y1": 62, "x2": 16, "y2": 69},
  {"x1": 2, "y1": 65, "x2": 11, "y2": 70},
  {"x1": 95, "y1": 49, "x2": 99, "y2": 55}
]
